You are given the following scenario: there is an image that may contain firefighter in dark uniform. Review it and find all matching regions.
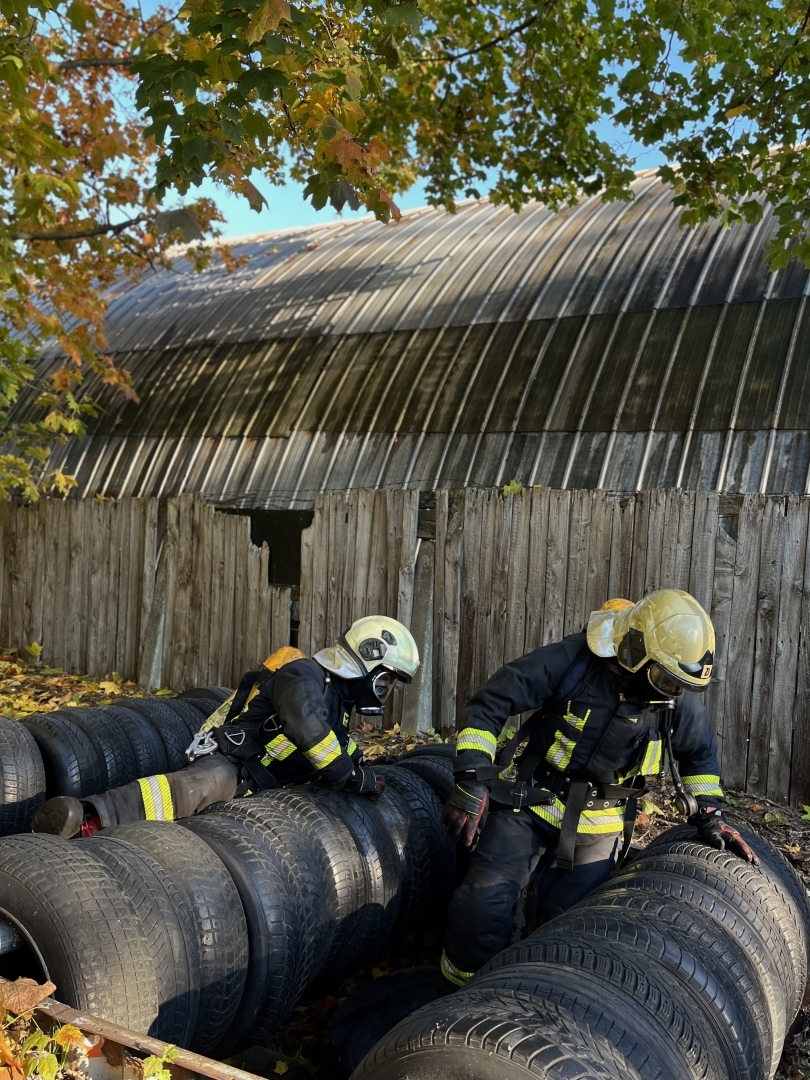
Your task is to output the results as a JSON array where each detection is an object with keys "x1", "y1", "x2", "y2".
[
  {"x1": 32, "y1": 616, "x2": 419, "y2": 837},
  {"x1": 440, "y1": 588, "x2": 758, "y2": 988}
]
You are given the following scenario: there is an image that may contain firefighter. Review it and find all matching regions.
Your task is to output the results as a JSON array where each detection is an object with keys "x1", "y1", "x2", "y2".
[
  {"x1": 31, "y1": 616, "x2": 419, "y2": 838},
  {"x1": 439, "y1": 588, "x2": 757, "y2": 988}
]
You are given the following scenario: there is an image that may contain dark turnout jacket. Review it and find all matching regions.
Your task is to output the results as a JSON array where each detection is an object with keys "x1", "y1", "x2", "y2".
[
  {"x1": 455, "y1": 632, "x2": 723, "y2": 836},
  {"x1": 227, "y1": 658, "x2": 363, "y2": 788}
]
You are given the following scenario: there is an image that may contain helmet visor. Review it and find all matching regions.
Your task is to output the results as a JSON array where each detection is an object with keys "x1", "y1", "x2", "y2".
[
  {"x1": 371, "y1": 670, "x2": 397, "y2": 703},
  {"x1": 647, "y1": 662, "x2": 695, "y2": 697}
]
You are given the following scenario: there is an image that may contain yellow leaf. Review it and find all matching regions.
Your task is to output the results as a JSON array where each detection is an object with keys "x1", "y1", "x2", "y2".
[
  {"x1": 273, "y1": 1065, "x2": 288, "y2": 1076},
  {"x1": 98, "y1": 681, "x2": 122, "y2": 694},
  {"x1": 325, "y1": 132, "x2": 364, "y2": 167},
  {"x1": 23, "y1": 642, "x2": 42, "y2": 658},
  {"x1": 725, "y1": 103, "x2": 748, "y2": 118},
  {"x1": 247, "y1": 0, "x2": 291, "y2": 42},
  {"x1": 362, "y1": 744, "x2": 387, "y2": 757}
]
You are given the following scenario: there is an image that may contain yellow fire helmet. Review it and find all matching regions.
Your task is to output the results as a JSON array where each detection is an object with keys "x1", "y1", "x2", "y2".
[
  {"x1": 587, "y1": 588, "x2": 715, "y2": 693},
  {"x1": 315, "y1": 615, "x2": 420, "y2": 682}
]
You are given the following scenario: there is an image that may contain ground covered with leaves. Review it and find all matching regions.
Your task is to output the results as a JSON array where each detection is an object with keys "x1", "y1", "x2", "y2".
[{"x1": 0, "y1": 656, "x2": 171, "y2": 719}]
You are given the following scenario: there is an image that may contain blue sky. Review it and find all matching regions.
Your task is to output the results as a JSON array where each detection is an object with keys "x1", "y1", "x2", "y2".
[{"x1": 197, "y1": 126, "x2": 667, "y2": 239}]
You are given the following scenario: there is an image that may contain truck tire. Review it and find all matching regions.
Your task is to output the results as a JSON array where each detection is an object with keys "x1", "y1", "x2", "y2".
[
  {"x1": 103, "y1": 821, "x2": 247, "y2": 1054},
  {"x1": 209, "y1": 798, "x2": 329, "y2": 992},
  {"x1": 176, "y1": 697, "x2": 219, "y2": 720},
  {"x1": 100, "y1": 705, "x2": 168, "y2": 778},
  {"x1": 646, "y1": 819, "x2": 810, "y2": 975},
  {"x1": 56, "y1": 707, "x2": 138, "y2": 788},
  {"x1": 632, "y1": 837, "x2": 806, "y2": 1020},
  {"x1": 299, "y1": 787, "x2": 401, "y2": 968},
  {"x1": 82, "y1": 835, "x2": 200, "y2": 1047},
  {"x1": 182, "y1": 813, "x2": 299, "y2": 1055},
  {"x1": 230, "y1": 789, "x2": 366, "y2": 978},
  {"x1": 395, "y1": 755, "x2": 454, "y2": 804},
  {"x1": 123, "y1": 701, "x2": 191, "y2": 771},
  {"x1": 469, "y1": 963, "x2": 697, "y2": 1080},
  {"x1": 178, "y1": 687, "x2": 232, "y2": 703},
  {"x1": 0, "y1": 718, "x2": 46, "y2": 834},
  {"x1": 377, "y1": 766, "x2": 455, "y2": 908},
  {"x1": 399, "y1": 743, "x2": 455, "y2": 761},
  {"x1": 352, "y1": 989, "x2": 646, "y2": 1080},
  {"x1": 545, "y1": 902, "x2": 767, "y2": 1080},
  {"x1": 21, "y1": 713, "x2": 105, "y2": 798},
  {"x1": 369, "y1": 780, "x2": 431, "y2": 937},
  {"x1": 0, "y1": 834, "x2": 158, "y2": 1033},
  {"x1": 164, "y1": 699, "x2": 208, "y2": 738}
]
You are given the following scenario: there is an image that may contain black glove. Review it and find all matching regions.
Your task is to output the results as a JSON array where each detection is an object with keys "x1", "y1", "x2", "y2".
[
  {"x1": 690, "y1": 807, "x2": 759, "y2": 865},
  {"x1": 344, "y1": 766, "x2": 386, "y2": 800},
  {"x1": 443, "y1": 780, "x2": 489, "y2": 847}
]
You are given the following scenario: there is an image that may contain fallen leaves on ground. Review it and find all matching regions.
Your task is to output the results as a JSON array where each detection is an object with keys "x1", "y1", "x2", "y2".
[{"x1": 0, "y1": 656, "x2": 167, "y2": 719}]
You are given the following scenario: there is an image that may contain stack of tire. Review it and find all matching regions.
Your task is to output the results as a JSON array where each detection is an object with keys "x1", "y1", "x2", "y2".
[
  {"x1": 353, "y1": 815, "x2": 810, "y2": 1080},
  {"x1": 0, "y1": 739, "x2": 456, "y2": 1058},
  {"x1": 0, "y1": 687, "x2": 231, "y2": 834}
]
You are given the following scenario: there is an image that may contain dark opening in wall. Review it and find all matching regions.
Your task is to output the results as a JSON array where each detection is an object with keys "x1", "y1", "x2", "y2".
[{"x1": 245, "y1": 509, "x2": 314, "y2": 587}]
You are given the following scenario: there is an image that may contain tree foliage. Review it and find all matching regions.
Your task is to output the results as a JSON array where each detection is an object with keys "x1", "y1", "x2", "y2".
[
  {"x1": 136, "y1": 0, "x2": 810, "y2": 263},
  {"x1": 3, "y1": 0, "x2": 810, "y2": 496},
  {"x1": 0, "y1": 0, "x2": 223, "y2": 499}
]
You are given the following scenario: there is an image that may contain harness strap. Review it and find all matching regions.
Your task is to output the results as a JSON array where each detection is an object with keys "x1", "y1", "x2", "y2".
[{"x1": 555, "y1": 779, "x2": 589, "y2": 870}]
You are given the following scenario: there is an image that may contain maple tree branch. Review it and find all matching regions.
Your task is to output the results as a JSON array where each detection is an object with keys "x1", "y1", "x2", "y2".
[
  {"x1": 428, "y1": 13, "x2": 543, "y2": 62},
  {"x1": 10, "y1": 214, "x2": 146, "y2": 241},
  {"x1": 57, "y1": 55, "x2": 134, "y2": 71}
]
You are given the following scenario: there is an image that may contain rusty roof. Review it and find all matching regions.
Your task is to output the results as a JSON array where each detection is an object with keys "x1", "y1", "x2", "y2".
[{"x1": 22, "y1": 172, "x2": 810, "y2": 506}]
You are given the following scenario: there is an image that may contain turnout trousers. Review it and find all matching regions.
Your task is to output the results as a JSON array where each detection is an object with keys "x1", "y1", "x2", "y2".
[
  {"x1": 84, "y1": 753, "x2": 240, "y2": 828},
  {"x1": 442, "y1": 806, "x2": 621, "y2": 984}
]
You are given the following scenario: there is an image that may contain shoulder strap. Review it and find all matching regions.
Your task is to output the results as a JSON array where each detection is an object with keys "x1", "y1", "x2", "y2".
[
  {"x1": 496, "y1": 645, "x2": 595, "y2": 768},
  {"x1": 224, "y1": 666, "x2": 275, "y2": 724}
]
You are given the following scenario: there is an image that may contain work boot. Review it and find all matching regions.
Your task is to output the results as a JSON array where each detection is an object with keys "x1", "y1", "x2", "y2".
[{"x1": 31, "y1": 796, "x2": 92, "y2": 838}]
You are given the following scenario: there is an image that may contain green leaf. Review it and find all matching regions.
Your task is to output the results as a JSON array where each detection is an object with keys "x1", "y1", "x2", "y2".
[
  {"x1": 38, "y1": 1055, "x2": 59, "y2": 1080},
  {"x1": 764, "y1": 811, "x2": 788, "y2": 825},
  {"x1": 382, "y1": 3, "x2": 422, "y2": 33},
  {"x1": 801, "y1": 805, "x2": 810, "y2": 821},
  {"x1": 247, "y1": 0, "x2": 291, "y2": 43},
  {"x1": 171, "y1": 68, "x2": 198, "y2": 100}
]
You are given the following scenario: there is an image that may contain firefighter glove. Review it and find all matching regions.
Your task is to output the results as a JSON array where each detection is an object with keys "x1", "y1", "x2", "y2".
[
  {"x1": 444, "y1": 780, "x2": 489, "y2": 847},
  {"x1": 690, "y1": 806, "x2": 759, "y2": 865},
  {"x1": 344, "y1": 766, "x2": 386, "y2": 800}
]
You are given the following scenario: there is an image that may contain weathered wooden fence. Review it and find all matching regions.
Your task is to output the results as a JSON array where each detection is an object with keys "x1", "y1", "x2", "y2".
[
  {"x1": 301, "y1": 487, "x2": 810, "y2": 807},
  {"x1": 0, "y1": 495, "x2": 290, "y2": 690}
]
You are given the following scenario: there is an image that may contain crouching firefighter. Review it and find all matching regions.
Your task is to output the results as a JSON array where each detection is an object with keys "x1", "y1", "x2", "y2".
[
  {"x1": 439, "y1": 588, "x2": 758, "y2": 988},
  {"x1": 31, "y1": 616, "x2": 419, "y2": 838}
]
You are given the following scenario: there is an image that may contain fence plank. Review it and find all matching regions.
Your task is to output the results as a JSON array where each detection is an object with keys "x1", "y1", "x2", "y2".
[
  {"x1": 490, "y1": 493, "x2": 512, "y2": 673},
  {"x1": 244, "y1": 545, "x2": 260, "y2": 670},
  {"x1": 543, "y1": 489, "x2": 570, "y2": 645},
  {"x1": 722, "y1": 494, "x2": 765, "y2": 790},
  {"x1": 504, "y1": 490, "x2": 532, "y2": 661},
  {"x1": 219, "y1": 513, "x2": 237, "y2": 685},
  {"x1": 272, "y1": 586, "x2": 291, "y2": 653},
  {"x1": 40, "y1": 501, "x2": 59, "y2": 666},
  {"x1": 706, "y1": 521, "x2": 735, "y2": 767},
  {"x1": 298, "y1": 519, "x2": 314, "y2": 657},
  {"x1": 8, "y1": 506, "x2": 24, "y2": 655},
  {"x1": 230, "y1": 516, "x2": 250, "y2": 683},
  {"x1": 309, "y1": 495, "x2": 329, "y2": 654},
  {"x1": 256, "y1": 544, "x2": 271, "y2": 662},
  {"x1": 104, "y1": 502, "x2": 121, "y2": 677},
  {"x1": 208, "y1": 512, "x2": 226, "y2": 684},
  {"x1": 474, "y1": 491, "x2": 497, "y2": 690},
  {"x1": 564, "y1": 490, "x2": 592, "y2": 636},
  {"x1": 432, "y1": 491, "x2": 449, "y2": 728},
  {"x1": 115, "y1": 500, "x2": 133, "y2": 677},
  {"x1": 769, "y1": 496, "x2": 808, "y2": 803},
  {"x1": 608, "y1": 494, "x2": 636, "y2": 601},
  {"x1": 66, "y1": 503, "x2": 86, "y2": 672},
  {"x1": 689, "y1": 491, "x2": 720, "y2": 614},
  {"x1": 457, "y1": 490, "x2": 484, "y2": 715},
  {"x1": 342, "y1": 491, "x2": 360, "y2": 631},
  {"x1": 747, "y1": 497, "x2": 784, "y2": 795},
  {"x1": 138, "y1": 499, "x2": 159, "y2": 673},
  {"x1": 325, "y1": 492, "x2": 345, "y2": 650},
  {"x1": 51, "y1": 501, "x2": 71, "y2": 668},
  {"x1": 792, "y1": 501, "x2": 810, "y2": 806},
  {"x1": 642, "y1": 488, "x2": 668, "y2": 594},
  {"x1": 628, "y1": 490, "x2": 650, "y2": 602},
  {"x1": 584, "y1": 491, "x2": 612, "y2": 616},
  {"x1": 674, "y1": 491, "x2": 696, "y2": 592}
]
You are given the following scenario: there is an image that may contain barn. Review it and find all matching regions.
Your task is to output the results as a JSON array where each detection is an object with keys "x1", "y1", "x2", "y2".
[{"x1": 21, "y1": 170, "x2": 810, "y2": 509}]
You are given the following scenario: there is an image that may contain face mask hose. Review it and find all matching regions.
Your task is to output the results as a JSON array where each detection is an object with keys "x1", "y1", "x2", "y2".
[{"x1": 651, "y1": 697, "x2": 698, "y2": 818}]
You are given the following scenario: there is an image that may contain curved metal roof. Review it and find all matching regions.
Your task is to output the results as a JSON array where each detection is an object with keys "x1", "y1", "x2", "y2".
[{"x1": 25, "y1": 171, "x2": 810, "y2": 507}]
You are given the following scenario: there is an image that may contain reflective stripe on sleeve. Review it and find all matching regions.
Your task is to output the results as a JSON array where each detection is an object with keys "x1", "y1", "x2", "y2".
[
  {"x1": 262, "y1": 733, "x2": 296, "y2": 763},
  {"x1": 440, "y1": 950, "x2": 475, "y2": 987},
  {"x1": 682, "y1": 773, "x2": 724, "y2": 796},
  {"x1": 456, "y1": 727, "x2": 497, "y2": 760},
  {"x1": 137, "y1": 775, "x2": 174, "y2": 821},
  {"x1": 304, "y1": 732, "x2": 343, "y2": 770},
  {"x1": 347, "y1": 738, "x2": 358, "y2": 756}
]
